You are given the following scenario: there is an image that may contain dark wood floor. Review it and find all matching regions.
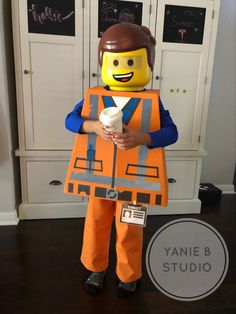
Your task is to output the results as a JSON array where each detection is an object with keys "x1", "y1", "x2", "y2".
[{"x1": 0, "y1": 195, "x2": 236, "y2": 314}]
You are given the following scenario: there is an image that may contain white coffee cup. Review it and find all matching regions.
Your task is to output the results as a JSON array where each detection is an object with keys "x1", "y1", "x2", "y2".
[{"x1": 99, "y1": 107, "x2": 123, "y2": 133}]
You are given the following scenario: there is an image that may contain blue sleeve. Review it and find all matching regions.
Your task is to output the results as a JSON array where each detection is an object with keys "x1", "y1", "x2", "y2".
[
  {"x1": 147, "y1": 97, "x2": 178, "y2": 149},
  {"x1": 65, "y1": 99, "x2": 85, "y2": 133}
]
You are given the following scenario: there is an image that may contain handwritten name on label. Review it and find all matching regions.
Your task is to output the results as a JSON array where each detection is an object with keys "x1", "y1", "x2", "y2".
[
  {"x1": 100, "y1": 3, "x2": 135, "y2": 24},
  {"x1": 29, "y1": 4, "x2": 74, "y2": 24}
]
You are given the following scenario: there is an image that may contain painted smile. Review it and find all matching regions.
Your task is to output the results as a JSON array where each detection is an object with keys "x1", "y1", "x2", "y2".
[{"x1": 113, "y1": 72, "x2": 134, "y2": 82}]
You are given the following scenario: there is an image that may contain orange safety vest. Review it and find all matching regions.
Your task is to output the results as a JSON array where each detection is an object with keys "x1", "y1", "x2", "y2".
[{"x1": 64, "y1": 86, "x2": 168, "y2": 206}]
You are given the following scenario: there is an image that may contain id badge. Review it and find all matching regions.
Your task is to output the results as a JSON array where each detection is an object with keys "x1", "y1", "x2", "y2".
[{"x1": 120, "y1": 203, "x2": 147, "y2": 227}]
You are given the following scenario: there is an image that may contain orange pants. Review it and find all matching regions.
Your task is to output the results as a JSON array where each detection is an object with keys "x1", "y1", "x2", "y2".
[{"x1": 80, "y1": 197, "x2": 143, "y2": 282}]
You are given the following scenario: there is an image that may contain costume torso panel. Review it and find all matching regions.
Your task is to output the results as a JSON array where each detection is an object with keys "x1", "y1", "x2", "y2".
[{"x1": 64, "y1": 86, "x2": 168, "y2": 206}]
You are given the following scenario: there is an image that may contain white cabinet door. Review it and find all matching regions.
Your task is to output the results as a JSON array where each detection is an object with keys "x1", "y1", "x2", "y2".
[
  {"x1": 87, "y1": 0, "x2": 155, "y2": 89},
  {"x1": 166, "y1": 159, "x2": 197, "y2": 199},
  {"x1": 19, "y1": 0, "x2": 83, "y2": 150},
  {"x1": 153, "y1": 0, "x2": 214, "y2": 150},
  {"x1": 26, "y1": 160, "x2": 83, "y2": 203}
]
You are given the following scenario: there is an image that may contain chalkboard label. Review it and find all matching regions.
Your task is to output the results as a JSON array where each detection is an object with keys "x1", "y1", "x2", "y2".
[
  {"x1": 28, "y1": 0, "x2": 75, "y2": 36},
  {"x1": 163, "y1": 5, "x2": 206, "y2": 44},
  {"x1": 98, "y1": 0, "x2": 143, "y2": 37}
]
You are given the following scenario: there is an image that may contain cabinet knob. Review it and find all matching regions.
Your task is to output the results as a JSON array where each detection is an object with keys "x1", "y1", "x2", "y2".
[
  {"x1": 49, "y1": 180, "x2": 62, "y2": 186},
  {"x1": 92, "y1": 73, "x2": 97, "y2": 77},
  {"x1": 168, "y1": 178, "x2": 177, "y2": 183},
  {"x1": 24, "y1": 70, "x2": 31, "y2": 74},
  {"x1": 155, "y1": 76, "x2": 160, "y2": 80}
]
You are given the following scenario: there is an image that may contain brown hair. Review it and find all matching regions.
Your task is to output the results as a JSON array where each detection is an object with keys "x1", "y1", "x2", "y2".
[{"x1": 98, "y1": 23, "x2": 156, "y2": 70}]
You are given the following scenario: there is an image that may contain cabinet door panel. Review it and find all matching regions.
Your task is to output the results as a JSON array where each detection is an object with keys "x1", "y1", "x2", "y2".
[
  {"x1": 19, "y1": 0, "x2": 83, "y2": 149},
  {"x1": 29, "y1": 43, "x2": 77, "y2": 148},
  {"x1": 153, "y1": 0, "x2": 214, "y2": 150},
  {"x1": 159, "y1": 50, "x2": 202, "y2": 148},
  {"x1": 27, "y1": 160, "x2": 83, "y2": 203},
  {"x1": 167, "y1": 159, "x2": 197, "y2": 199}
]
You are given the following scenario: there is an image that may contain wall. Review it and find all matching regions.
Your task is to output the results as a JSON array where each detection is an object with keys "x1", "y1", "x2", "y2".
[
  {"x1": 0, "y1": 0, "x2": 19, "y2": 225},
  {"x1": 201, "y1": 0, "x2": 236, "y2": 191}
]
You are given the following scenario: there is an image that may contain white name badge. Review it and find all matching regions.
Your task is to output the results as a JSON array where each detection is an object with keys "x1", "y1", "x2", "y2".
[{"x1": 120, "y1": 203, "x2": 147, "y2": 227}]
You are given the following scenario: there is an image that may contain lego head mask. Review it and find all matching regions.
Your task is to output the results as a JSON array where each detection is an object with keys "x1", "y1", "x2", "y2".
[{"x1": 98, "y1": 23, "x2": 156, "y2": 91}]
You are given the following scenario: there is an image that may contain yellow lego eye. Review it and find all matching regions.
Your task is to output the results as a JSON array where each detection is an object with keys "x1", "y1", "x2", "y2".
[
  {"x1": 113, "y1": 60, "x2": 119, "y2": 66},
  {"x1": 127, "y1": 59, "x2": 134, "y2": 66}
]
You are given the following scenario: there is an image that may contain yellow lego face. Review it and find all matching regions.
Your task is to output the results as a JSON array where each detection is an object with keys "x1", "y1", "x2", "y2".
[{"x1": 101, "y1": 48, "x2": 152, "y2": 91}]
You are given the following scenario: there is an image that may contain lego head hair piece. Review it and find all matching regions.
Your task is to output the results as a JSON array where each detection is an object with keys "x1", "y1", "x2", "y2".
[{"x1": 98, "y1": 23, "x2": 156, "y2": 71}]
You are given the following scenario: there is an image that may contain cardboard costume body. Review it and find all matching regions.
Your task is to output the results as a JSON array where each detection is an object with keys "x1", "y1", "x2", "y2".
[
  {"x1": 63, "y1": 23, "x2": 177, "y2": 287},
  {"x1": 64, "y1": 86, "x2": 168, "y2": 206}
]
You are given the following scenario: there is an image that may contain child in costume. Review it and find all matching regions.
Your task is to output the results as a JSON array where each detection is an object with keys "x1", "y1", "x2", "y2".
[{"x1": 65, "y1": 23, "x2": 178, "y2": 297}]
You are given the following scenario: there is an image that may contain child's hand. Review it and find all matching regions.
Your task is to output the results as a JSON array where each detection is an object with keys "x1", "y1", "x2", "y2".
[
  {"x1": 112, "y1": 125, "x2": 148, "y2": 150},
  {"x1": 93, "y1": 121, "x2": 114, "y2": 141},
  {"x1": 81, "y1": 120, "x2": 113, "y2": 141}
]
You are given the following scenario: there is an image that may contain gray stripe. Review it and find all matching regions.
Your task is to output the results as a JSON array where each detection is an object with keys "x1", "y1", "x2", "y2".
[
  {"x1": 87, "y1": 95, "x2": 99, "y2": 173},
  {"x1": 137, "y1": 99, "x2": 152, "y2": 175},
  {"x1": 89, "y1": 94, "x2": 99, "y2": 120},
  {"x1": 140, "y1": 99, "x2": 152, "y2": 132},
  {"x1": 70, "y1": 172, "x2": 160, "y2": 191}
]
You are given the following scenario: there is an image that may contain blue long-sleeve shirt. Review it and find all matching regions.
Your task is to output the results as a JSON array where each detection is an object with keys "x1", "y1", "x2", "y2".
[{"x1": 65, "y1": 97, "x2": 178, "y2": 149}]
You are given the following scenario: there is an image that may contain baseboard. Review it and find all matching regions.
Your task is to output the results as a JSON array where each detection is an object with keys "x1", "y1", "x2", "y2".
[
  {"x1": 0, "y1": 211, "x2": 19, "y2": 226},
  {"x1": 19, "y1": 202, "x2": 88, "y2": 220},
  {"x1": 215, "y1": 184, "x2": 236, "y2": 194},
  {"x1": 148, "y1": 199, "x2": 201, "y2": 215},
  {"x1": 19, "y1": 199, "x2": 202, "y2": 220}
]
